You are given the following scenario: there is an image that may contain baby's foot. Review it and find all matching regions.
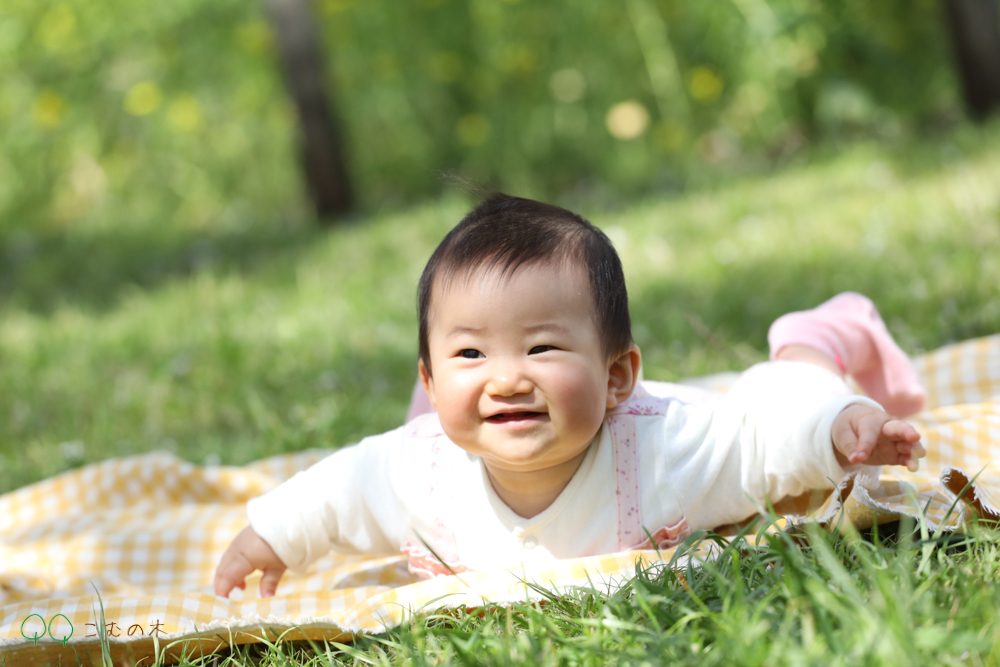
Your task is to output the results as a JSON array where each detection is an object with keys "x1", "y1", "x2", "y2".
[{"x1": 768, "y1": 292, "x2": 926, "y2": 417}]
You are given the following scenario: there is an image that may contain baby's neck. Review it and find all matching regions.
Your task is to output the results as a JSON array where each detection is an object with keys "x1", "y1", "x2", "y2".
[{"x1": 483, "y1": 447, "x2": 591, "y2": 519}]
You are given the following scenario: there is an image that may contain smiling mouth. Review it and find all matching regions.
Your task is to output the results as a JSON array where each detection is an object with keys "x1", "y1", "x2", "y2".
[{"x1": 485, "y1": 411, "x2": 545, "y2": 424}]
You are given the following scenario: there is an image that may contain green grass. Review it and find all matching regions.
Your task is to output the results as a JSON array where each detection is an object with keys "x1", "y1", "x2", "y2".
[
  {"x1": 151, "y1": 521, "x2": 1000, "y2": 666},
  {"x1": 4, "y1": 125, "x2": 1000, "y2": 663},
  {"x1": 4, "y1": 125, "x2": 999, "y2": 492}
]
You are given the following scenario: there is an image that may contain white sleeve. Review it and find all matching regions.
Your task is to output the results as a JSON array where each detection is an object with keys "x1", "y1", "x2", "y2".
[
  {"x1": 246, "y1": 427, "x2": 412, "y2": 573},
  {"x1": 664, "y1": 362, "x2": 881, "y2": 530}
]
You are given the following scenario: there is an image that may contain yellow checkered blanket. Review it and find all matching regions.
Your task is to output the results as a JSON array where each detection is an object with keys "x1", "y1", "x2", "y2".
[{"x1": 2, "y1": 335, "x2": 999, "y2": 665}]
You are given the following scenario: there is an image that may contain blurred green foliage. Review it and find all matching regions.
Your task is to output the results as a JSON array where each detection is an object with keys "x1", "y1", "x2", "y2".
[
  {"x1": 1, "y1": 0, "x2": 299, "y2": 236},
  {"x1": 2, "y1": 0, "x2": 958, "y2": 231},
  {"x1": 3, "y1": 129, "x2": 1000, "y2": 492}
]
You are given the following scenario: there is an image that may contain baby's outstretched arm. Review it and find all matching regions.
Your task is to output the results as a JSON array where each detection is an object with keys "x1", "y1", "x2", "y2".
[
  {"x1": 831, "y1": 404, "x2": 926, "y2": 472},
  {"x1": 214, "y1": 525, "x2": 288, "y2": 598}
]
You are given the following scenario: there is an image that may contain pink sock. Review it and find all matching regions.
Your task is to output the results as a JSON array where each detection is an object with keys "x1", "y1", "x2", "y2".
[{"x1": 768, "y1": 292, "x2": 926, "y2": 417}]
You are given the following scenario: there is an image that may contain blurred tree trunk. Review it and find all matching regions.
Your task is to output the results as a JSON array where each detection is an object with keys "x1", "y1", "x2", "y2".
[
  {"x1": 264, "y1": 0, "x2": 353, "y2": 220},
  {"x1": 943, "y1": 0, "x2": 1000, "y2": 119}
]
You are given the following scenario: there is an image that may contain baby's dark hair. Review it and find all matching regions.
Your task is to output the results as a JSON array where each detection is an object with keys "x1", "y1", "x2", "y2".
[{"x1": 418, "y1": 193, "x2": 632, "y2": 374}]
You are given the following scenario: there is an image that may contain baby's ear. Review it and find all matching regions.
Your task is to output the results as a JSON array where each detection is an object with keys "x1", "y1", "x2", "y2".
[
  {"x1": 607, "y1": 345, "x2": 642, "y2": 409},
  {"x1": 418, "y1": 359, "x2": 437, "y2": 410}
]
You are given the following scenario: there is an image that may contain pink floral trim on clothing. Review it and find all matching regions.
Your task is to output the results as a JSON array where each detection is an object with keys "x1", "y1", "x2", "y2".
[
  {"x1": 609, "y1": 415, "x2": 641, "y2": 549},
  {"x1": 401, "y1": 383, "x2": 687, "y2": 575},
  {"x1": 401, "y1": 541, "x2": 471, "y2": 578},
  {"x1": 630, "y1": 517, "x2": 691, "y2": 551},
  {"x1": 607, "y1": 383, "x2": 674, "y2": 417},
  {"x1": 608, "y1": 387, "x2": 675, "y2": 549},
  {"x1": 608, "y1": 397, "x2": 675, "y2": 417},
  {"x1": 405, "y1": 413, "x2": 445, "y2": 438},
  {"x1": 403, "y1": 416, "x2": 464, "y2": 578}
]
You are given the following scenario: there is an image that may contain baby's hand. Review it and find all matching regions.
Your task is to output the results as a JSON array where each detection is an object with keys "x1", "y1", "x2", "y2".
[
  {"x1": 213, "y1": 526, "x2": 287, "y2": 598},
  {"x1": 832, "y1": 404, "x2": 926, "y2": 472}
]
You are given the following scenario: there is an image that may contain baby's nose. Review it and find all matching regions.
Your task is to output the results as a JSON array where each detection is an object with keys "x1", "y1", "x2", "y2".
[{"x1": 486, "y1": 360, "x2": 533, "y2": 396}]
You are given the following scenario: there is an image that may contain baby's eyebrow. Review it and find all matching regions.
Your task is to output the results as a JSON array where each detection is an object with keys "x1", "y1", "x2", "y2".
[
  {"x1": 444, "y1": 326, "x2": 484, "y2": 339},
  {"x1": 522, "y1": 323, "x2": 569, "y2": 335},
  {"x1": 443, "y1": 323, "x2": 568, "y2": 339}
]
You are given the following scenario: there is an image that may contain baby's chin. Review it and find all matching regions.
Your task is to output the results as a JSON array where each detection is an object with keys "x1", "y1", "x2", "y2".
[{"x1": 481, "y1": 441, "x2": 595, "y2": 474}]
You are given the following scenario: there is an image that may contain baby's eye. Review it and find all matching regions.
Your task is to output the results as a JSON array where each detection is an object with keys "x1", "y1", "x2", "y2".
[
  {"x1": 529, "y1": 345, "x2": 556, "y2": 355},
  {"x1": 459, "y1": 349, "x2": 484, "y2": 359}
]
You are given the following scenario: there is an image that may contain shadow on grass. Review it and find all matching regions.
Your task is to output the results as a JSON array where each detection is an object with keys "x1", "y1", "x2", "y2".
[
  {"x1": 0, "y1": 336, "x2": 420, "y2": 493},
  {"x1": 630, "y1": 247, "x2": 998, "y2": 362},
  {"x1": 0, "y1": 224, "x2": 326, "y2": 314}
]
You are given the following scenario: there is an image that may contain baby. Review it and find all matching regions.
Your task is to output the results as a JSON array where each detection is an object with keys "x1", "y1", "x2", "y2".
[{"x1": 214, "y1": 193, "x2": 926, "y2": 598}]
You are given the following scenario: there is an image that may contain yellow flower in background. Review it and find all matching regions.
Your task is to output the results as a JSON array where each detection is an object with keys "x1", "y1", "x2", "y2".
[
  {"x1": 124, "y1": 81, "x2": 162, "y2": 116},
  {"x1": 689, "y1": 66, "x2": 723, "y2": 103},
  {"x1": 167, "y1": 94, "x2": 204, "y2": 133},
  {"x1": 456, "y1": 113, "x2": 490, "y2": 147},
  {"x1": 789, "y1": 42, "x2": 818, "y2": 74},
  {"x1": 734, "y1": 83, "x2": 768, "y2": 116},
  {"x1": 320, "y1": 0, "x2": 355, "y2": 15},
  {"x1": 235, "y1": 20, "x2": 272, "y2": 54},
  {"x1": 653, "y1": 119, "x2": 685, "y2": 151},
  {"x1": 549, "y1": 68, "x2": 586, "y2": 104},
  {"x1": 500, "y1": 44, "x2": 536, "y2": 78},
  {"x1": 429, "y1": 52, "x2": 463, "y2": 83},
  {"x1": 372, "y1": 52, "x2": 401, "y2": 82},
  {"x1": 605, "y1": 101, "x2": 649, "y2": 140},
  {"x1": 31, "y1": 91, "x2": 67, "y2": 128},
  {"x1": 36, "y1": 4, "x2": 76, "y2": 52}
]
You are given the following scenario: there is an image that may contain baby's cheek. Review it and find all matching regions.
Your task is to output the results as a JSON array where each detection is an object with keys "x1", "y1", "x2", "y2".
[
  {"x1": 435, "y1": 381, "x2": 479, "y2": 432},
  {"x1": 554, "y1": 369, "x2": 606, "y2": 422}
]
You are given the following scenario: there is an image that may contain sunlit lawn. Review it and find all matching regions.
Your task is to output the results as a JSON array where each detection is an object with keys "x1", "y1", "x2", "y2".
[{"x1": 3, "y1": 125, "x2": 1000, "y2": 664}]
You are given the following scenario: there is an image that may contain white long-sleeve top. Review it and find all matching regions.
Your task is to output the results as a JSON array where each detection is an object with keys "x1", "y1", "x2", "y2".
[{"x1": 248, "y1": 362, "x2": 878, "y2": 576}]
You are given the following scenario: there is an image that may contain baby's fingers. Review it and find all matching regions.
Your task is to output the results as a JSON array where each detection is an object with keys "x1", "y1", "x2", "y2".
[
  {"x1": 259, "y1": 565, "x2": 286, "y2": 598},
  {"x1": 214, "y1": 555, "x2": 252, "y2": 598},
  {"x1": 895, "y1": 439, "x2": 926, "y2": 472},
  {"x1": 849, "y1": 413, "x2": 885, "y2": 464},
  {"x1": 898, "y1": 440, "x2": 927, "y2": 460},
  {"x1": 882, "y1": 419, "x2": 921, "y2": 444}
]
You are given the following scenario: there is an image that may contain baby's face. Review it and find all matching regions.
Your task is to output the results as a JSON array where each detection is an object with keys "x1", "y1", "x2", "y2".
[{"x1": 420, "y1": 261, "x2": 615, "y2": 476}]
